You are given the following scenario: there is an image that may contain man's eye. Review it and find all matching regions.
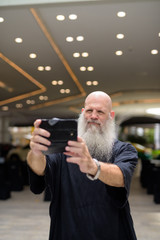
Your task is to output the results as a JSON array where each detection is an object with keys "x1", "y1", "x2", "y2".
[
  {"x1": 86, "y1": 110, "x2": 92, "y2": 113},
  {"x1": 98, "y1": 111, "x2": 103, "y2": 114}
]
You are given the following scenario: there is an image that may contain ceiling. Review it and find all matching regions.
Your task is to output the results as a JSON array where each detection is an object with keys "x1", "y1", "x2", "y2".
[{"x1": 0, "y1": 0, "x2": 160, "y2": 126}]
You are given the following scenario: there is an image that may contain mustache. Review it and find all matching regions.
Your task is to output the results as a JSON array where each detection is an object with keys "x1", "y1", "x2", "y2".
[{"x1": 87, "y1": 120, "x2": 101, "y2": 125}]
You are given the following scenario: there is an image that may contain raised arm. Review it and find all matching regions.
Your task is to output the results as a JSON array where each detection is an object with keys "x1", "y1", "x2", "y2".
[
  {"x1": 27, "y1": 119, "x2": 51, "y2": 176},
  {"x1": 64, "y1": 137, "x2": 124, "y2": 187}
]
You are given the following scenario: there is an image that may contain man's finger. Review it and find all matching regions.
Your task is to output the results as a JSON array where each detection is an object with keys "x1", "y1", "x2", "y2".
[{"x1": 34, "y1": 119, "x2": 41, "y2": 128}]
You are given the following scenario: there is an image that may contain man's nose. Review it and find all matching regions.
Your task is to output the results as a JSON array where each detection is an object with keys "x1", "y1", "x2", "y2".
[{"x1": 90, "y1": 111, "x2": 98, "y2": 119}]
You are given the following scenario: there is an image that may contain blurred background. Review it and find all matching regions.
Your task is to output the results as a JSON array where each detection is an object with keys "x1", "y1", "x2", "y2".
[{"x1": 0, "y1": 0, "x2": 160, "y2": 239}]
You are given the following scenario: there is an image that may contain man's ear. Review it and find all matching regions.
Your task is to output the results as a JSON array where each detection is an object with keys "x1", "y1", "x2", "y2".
[
  {"x1": 110, "y1": 111, "x2": 115, "y2": 119},
  {"x1": 81, "y1": 108, "x2": 84, "y2": 112}
]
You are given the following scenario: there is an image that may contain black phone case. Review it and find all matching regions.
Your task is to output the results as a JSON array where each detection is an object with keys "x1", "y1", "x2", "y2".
[{"x1": 40, "y1": 118, "x2": 77, "y2": 154}]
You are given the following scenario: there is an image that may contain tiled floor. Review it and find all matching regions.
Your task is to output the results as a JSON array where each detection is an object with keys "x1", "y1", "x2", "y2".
[
  {"x1": 0, "y1": 170, "x2": 160, "y2": 240},
  {"x1": 129, "y1": 177, "x2": 160, "y2": 240},
  {"x1": 0, "y1": 187, "x2": 50, "y2": 240}
]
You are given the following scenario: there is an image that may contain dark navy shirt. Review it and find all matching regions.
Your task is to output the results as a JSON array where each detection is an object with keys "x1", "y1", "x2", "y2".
[{"x1": 28, "y1": 140, "x2": 138, "y2": 240}]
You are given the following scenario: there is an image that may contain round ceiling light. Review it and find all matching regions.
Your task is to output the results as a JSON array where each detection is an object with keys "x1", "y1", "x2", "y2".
[
  {"x1": 73, "y1": 52, "x2": 80, "y2": 58},
  {"x1": 66, "y1": 36, "x2": 74, "y2": 42},
  {"x1": 76, "y1": 36, "x2": 84, "y2": 41},
  {"x1": 29, "y1": 53, "x2": 37, "y2": 59},
  {"x1": 115, "y1": 50, "x2": 123, "y2": 56},
  {"x1": 116, "y1": 33, "x2": 124, "y2": 39},
  {"x1": 38, "y1": 66, "x2": 44, "y2": 71},
  {"x1": 15, "y1": 37, "x2": 23, "y2": 43},
  {"x1": 93, "y1": 81, "x2": 98, "y2": 86},
  {"x1": 56, "y1": 15, "x2": 65, "y2": 21},
  {"x1": 0, "y1": 17, "x2": 4, "y2": 22},
  {"x1": 58, "y1": 80, "x2": 63, "y2": 85},
  {"x1": 117, "y1": 11, "x2": 126, "y2": 17},
  {"x1": 151, "y1": 49, "x2": 158, "y2": 55},
  {"x1": 45, "y1": 66, "x2": 51, "y2": 71},
  {"x1": 69, "y1": 14, "x2": 77, "y2": 20},
  {"x1": 82, "y1": 52, "x2": 89, "y2": 57},
  {"x1": 80, "y1": 66, "x2": 86, "y2": 71},
  {"x1": 87, "y1": 66, "x2": 94, "y2": 71}
]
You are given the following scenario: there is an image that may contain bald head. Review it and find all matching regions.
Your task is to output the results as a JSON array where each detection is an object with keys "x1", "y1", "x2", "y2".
[{"x1": 85, "y1": 91, "x2": 112, "y2": 112}]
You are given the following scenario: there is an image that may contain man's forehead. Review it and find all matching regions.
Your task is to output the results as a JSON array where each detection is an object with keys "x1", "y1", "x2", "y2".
[
  {"x1": 85, "y1": 101, "x2": 108, "y2": 110},
  {"x1": 85, "y1": 94, "x2": 111, "y2": 111}
]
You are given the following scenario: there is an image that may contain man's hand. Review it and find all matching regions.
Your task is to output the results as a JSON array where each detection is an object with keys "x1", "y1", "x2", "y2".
[
  {"x1": 27, "y1": 119, "x2": 51, "y2": 176},
  {"x1": 64, "y1": 137, "x2": 98, "y2": 176},
  {"x1": 30, "y1": 119, "x2": 51, "y2": 155},
  {"x1": 64, "y1": 137, "x2": 124, "y2": 187}
]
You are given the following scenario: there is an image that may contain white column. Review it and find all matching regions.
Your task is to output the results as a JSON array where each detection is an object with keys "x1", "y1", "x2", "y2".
[{"x1": 154, "y1": 123, "x2": 160, "y2": 150}]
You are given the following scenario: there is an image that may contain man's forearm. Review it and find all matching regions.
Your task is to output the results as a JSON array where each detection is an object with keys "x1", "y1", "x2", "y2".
[
  {"x1": 27, "y1": 150, "x2": 46, "y2": 176},
  {"x1": 98, "y1": 162, "x2": 124, "y2": 187}
]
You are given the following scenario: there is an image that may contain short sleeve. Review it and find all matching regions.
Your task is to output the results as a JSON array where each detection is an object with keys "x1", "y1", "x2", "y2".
[
  {"x1": 106, "y1": 141, "x2": 138, "y2": 208},
  {"x1": 114, "y1": 142, "x2": 138, "y2": 194}
]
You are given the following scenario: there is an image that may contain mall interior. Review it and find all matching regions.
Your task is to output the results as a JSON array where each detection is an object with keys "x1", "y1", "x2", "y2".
[{"x1": 0, "y1": 0, "x2": 160, "y2": 239}]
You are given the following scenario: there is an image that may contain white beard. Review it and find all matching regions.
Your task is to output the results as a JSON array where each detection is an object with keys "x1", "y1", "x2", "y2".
[{"x1": 78, "y1": 113, "x2": 116, "y2": 161}]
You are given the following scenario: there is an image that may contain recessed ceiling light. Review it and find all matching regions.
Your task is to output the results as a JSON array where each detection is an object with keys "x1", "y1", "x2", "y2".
[
  {"x1": 82, "y1": 52, "x2": 89, "y2": 57},
  {"x1": 0, "y1": 17, "x2": 4, "y2": 23},
  {"x1": 87, "y1": 66, "x2": 94, "y2": 71},
  {"x1": 60, "y1": 88, "x2": 70, "y2": 94},
  {"x1": 116, "y1": 33, "x2": 124, "y2": 39},
  {"x1": 93, "y1": 81, "x2": 98, "y2": 86},
  {"x1": 86, "y1": 81, "x2": 98, "y2": 86},
  {"x1": 117, "y1": 11, "x2": 126, "y2": 17},
  {"x1": 73, "y1": 52, "x2": 80, "y2": 58},
  {"x1": 80, "y1": 66, "x2": 86, "y2": 71},
  {"x1": 29, "y1": 53, "x2": 37, "y2": 59},
  {"x1": 65, "y1": 89, "x2": 70, "y2": 94},
  {"x1": 43, "y1": 96, "x2": 48, "y2": 100},
  {"x1": 69, "y1": 14, "x2": 77, "y2": 20},
  {"x1": 115, "y1": 50, "x2": 123, "y2": 56},
  {"x1": 15, "y1": 37, "x2": 23, "y2": 43},
  {"x1": 146, "y1": 108, "x2": 160, "y2": 115},
  {"x1": 56, "y1": 15, "x2": 65, "y2": 21},
  {"x1": 52, "y1": 80, "x2": 57, "y2": 85},
  {"x1": 158, "y1": 32, "x2": 160, "y2": 37},
  {"x1": 39, "y1": 95, "x2": 48, "y2": 101},
  {"x1": 60, "y1": 89, "x2": 65, "y2": 94},
  {"x1": 38, "y1": 66, "x2": 44, "y2": 71},
  {"x1": 66, "y1": 36, "x2": 74, "y2": 42},
  {"x1": 45, "y1": 66, "x2": 51, "y2": 71},
  {"x1": 16, "y1": 103, "x2": 23, "y2": 108},
  {"x1": 76, "y1": 36, "x2": 84, "y2": 41},
  {"x1": 26, "y1": 100, "x2": 35, "y2": 105},
  {"x1": 58, "y1": 80, "x2": 63, "y2": 85},
  {"x1": 86, "y1": 81, "x2": 92, "y2": 86},
  {"x1": 151, "y1": 49, "x2": 158, "y2": 55},
  {"x1": 51, "y1": 80, "x2": 63, "y2": 85},
  {"x1": 39, "y1": 96, "x2": 44, "y2": 100},
  {"x1": 2, "y1": 106, "x2": 8, "y2": 111}
]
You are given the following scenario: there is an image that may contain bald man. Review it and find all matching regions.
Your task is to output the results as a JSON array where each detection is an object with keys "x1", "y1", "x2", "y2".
[{"x1": 27, "y1": 91, "x2": 138, "y2": 240}]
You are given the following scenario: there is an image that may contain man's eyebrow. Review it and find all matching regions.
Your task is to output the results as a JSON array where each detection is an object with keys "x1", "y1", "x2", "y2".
[
  {"x1": 85, "y1": 108, "x2": 105, "y2": 113},
  {"x1": 97, "y1": 110, "x2": 105, "y2": 113}
]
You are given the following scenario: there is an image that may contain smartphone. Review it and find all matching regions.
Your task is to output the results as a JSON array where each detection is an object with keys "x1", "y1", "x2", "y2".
[{"x1": 40, "y1": 118, "x2": 77, "y2": 154}]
